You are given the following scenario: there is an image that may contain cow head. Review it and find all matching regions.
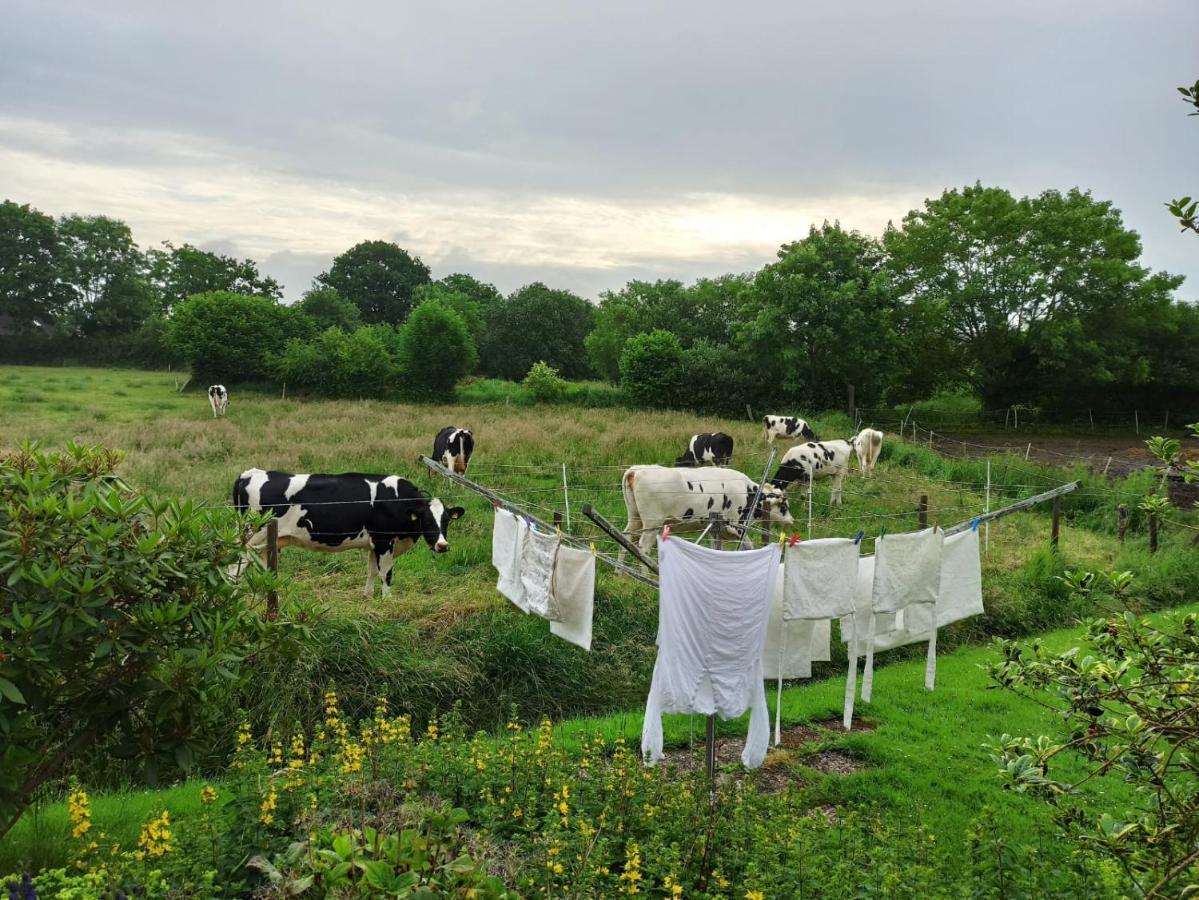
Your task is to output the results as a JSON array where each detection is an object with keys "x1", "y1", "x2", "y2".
[
  {"x1": 420, "y1": 497, "x2": 466, "y2": 553},
  {"x1": 755, "y1": 484, "x2": 794, "y2": 525}
]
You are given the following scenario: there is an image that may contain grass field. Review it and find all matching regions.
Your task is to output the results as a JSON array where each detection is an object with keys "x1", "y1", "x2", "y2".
[{"x1": 2, "y1": 364, "x2": 1198, "y2": 889}]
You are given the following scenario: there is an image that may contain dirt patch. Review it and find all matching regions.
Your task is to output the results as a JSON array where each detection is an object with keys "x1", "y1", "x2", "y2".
[
  {"x1": 801, "y1": 750, "x2": 866, "y2": 775},
  {"x1": 779, "y1": 724, "x2": 822, "y2": 748},
  {"x1": 657, "y1": 737, "x2": 806, "y2": 794},
  {"x1": 812, "y1": 716, "x2": 877, "y2": 733},
  {"x1": 932, "y1": 432, "x2": 1181, "y2": 477}
]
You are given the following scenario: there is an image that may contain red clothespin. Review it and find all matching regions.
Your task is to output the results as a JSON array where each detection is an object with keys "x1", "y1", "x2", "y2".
[
  {"x1": 788, "y1": 532, "x2": 801, "y2": 548},
  {"x1": 491, "y1": 499, "x2": 501, "y2": 510},
  {"x1": 662, "y1": 524, "x2": 671, "y2": 540}
]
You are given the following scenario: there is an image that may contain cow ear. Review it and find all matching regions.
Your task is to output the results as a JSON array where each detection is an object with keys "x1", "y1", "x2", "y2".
[{"x1": 449, "y1": 507, "x2": 465, "y2": 520}]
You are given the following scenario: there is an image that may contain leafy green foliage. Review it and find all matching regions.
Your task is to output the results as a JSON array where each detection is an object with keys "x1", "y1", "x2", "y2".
[
  {"x1": 0, "y1": 444, "x2": 273, "y2": 842},
  {"x1": 0, "y1": 200, "x2": 70, "y2": 333},
  {"x1": 268, "y1": 326, "x2": 402, "y2": 398},
  {"x1": 414, "y1": 281, "x2": 486, "y2": 352},
  {"x1": 619, "y1": 329, "x2": 685, "y2": 409},
  {"x1": 57, "y1": 214, "x2": 156, "y2": 337},
  {"x1": 397, "y1": 302, "x2": 475, "y2": 401},
  {"x1": 148, "y1": 241, "x2": 281, "y2": 312},
  {"x1": 166, "y1": 291, "x2": 314, "y2": 385},
  {"x1": 480, "y1": 282, "x2": 594, "y2": 380},
  {"x1": 522, "y1": 360, "x2": 567, "y2": 403},
  {"x1": 1167, "y1": 80, "x2": 1199, "y2": 236},
  {"x1": 316, "y1": 240, "x2": 431, "y2": 325},
  {"x1": 298, "y1": 286, "x2": 362, "y2": 332}
]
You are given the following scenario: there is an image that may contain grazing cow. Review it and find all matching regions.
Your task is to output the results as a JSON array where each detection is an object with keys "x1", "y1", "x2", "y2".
[
  {"x1": 433, "y1": 427, "x2": 475, "y2": 474},
  {"x1": 851, "y1": 428, "x2": 884, "y2": 476},
  {"x1": 763, "y1": 415, "x2": 817, "y2": 444},
  {"x1": 620, "y1": 465, "x2": 793, "y2": 562},
  {"x1": 208, "y1": 384, "x2": 228, "y2": 418},
  {"x1": 233, "y1": 468, "x2": 464, "y2": 597},
  {"x1": 769, "y1": 440, "x2": 853, "y2": 505},
  {"x1": 675, "y1": 432, "x2": 734, "y2": 467}
]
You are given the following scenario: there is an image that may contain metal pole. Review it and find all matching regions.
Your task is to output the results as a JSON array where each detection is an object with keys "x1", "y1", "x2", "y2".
[
  {"x1": 707, "y1": 512, "x2": 722, "y2": 792},
  {"x1": 266, "y1": 519, "x2": 279, "y2": 622},
  {"x1": 1135, "y1": 410, "x2": 1140, "y2": 435},
  {"x1": 984, "y1": 460, "x2": 991, "y2": 555},
  {"x1": 735, "y1": 446, "x2": 776, "y2": 549},
  {"x1": 562, "y1": 464, "x2": 571, "y2": 531}
]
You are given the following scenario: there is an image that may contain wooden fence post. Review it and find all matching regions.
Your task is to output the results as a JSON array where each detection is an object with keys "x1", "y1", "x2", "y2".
[
  {"x1": 918, "y1": 494, "x2": 928, "y2": 530},
  {"x1": 266, "y1": 519, "x2": 279, "y2": 622},
  {"x1": 1149, "y1": 513, "x2": 1159, "y2": 554},
  {"x1": 1051, "y1": 495, "x2": 1061, "y2": 548},
  {"x1": 1117, "y1": 505, "x2": 1127, "y2": 543}
]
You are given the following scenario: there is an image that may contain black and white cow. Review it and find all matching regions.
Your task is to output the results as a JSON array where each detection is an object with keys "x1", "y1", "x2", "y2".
[
  {"x1": 850, "y1": 428, "x2": 884, "y2": 476},
  {"x1": 763, "y1": 415, "x2": 816, "y2": 444},
  {"x1": 768, "y1": 440, "x2": 853, "y2": 505},
  {"x1": 208, "y1": 384, "x2": 228, "y2": 418},
  {"x1": 433, "y1": 427, "x2": 474, "y2": 474},
  {"x1": 233, "y1": 468, "x2": 465, "y2": 596},
  {"x1": 620, "y1": 465, "x2": 793, "y2": 562},
  {"x1": 674, "y1": 432, "x2": 734, "y2": 467}
]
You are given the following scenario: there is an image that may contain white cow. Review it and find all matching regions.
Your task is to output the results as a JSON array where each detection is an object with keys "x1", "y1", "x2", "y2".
[
  {"x1": 851, "y1": 428, "x2": 884, "y2": 476},
  {"x1": 763, "y1": 414, "x2": 817, "y2": 444},
  {"x1": 208, "y1": 384, "x2": 229, "y2": 418},
  {"x1": 619, "y1": 465, "x2": 793, "y2": 563},
  {"x1": 769, "y1": 440, "x2": 853, "y2": 505}
]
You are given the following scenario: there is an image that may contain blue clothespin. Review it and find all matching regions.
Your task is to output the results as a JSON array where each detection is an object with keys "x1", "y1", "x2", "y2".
[
  {"x1": 853, "y1": 529, "x2": 865, "y2": 545},
  {"x1": 971, "y1": 517, "x2": 980, "y2": 532},
  {"x1": 879, "y1": 527, "x2": 887, "y2": 540}
]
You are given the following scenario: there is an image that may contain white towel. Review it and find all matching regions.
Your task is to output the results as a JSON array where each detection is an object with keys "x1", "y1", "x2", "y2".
[
  {"x1": 763, "y1": 562, "x2": 832, "y2": 742},
  {"x1": 642, "y1": 537, "x2": 779, "y2": 769},
  {"x1": 783, "y1": 537, "x2": 859, "y2": 620},
  {"x1": 550, "y1": 545, "x2": 596, "y2": 650},
  {"x1": 520, "y1": 527, "x2": 562, "y2": 621},
  {"x1": 937, "y1": 528, "x2": 984, "y2": 628},
  {"x1": 866, "y1": 528, "x2": 943, "y2": 695},
  {"x1": 492, "y1": 508, "x2": 528, "y2": 612}
]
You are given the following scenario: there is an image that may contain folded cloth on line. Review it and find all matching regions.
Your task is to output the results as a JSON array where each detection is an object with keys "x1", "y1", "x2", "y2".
[
  {"x1": 937, "y1": 528, "x2": 984, "y2": 628},
  {"x1": 520, "y1": 526, "x2": 562, "y2": 621},
  {"x1": 550, "y1": 545, "x2": 596, "y2": 651},
  {"x1": 642, "y1": 536, "x2": 780, "y2": 769},
  {"x1": 492, "y1": 508, "x2": 528, "y2": 612},
  {"x1": 762, "y1": 563, "x2": 830, "y2": 679},
  {"x1": 865, "y1": 527, "x2": 943, "y2": 696},
  {"x1": 783, "y1": 537, "x2": 859, "y2": 619}
]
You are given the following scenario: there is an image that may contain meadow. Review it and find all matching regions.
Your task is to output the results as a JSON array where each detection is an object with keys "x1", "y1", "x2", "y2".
[{"x1": 2, "y1": 364, "x2": 1198, "y2": 893}]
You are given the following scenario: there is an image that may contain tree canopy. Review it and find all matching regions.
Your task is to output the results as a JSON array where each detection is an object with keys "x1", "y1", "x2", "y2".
[
  {"x1": 480, "y1": 282, "x2": 595, "y2": 380},
  {"x1": 315, "y1": 240, "x2": 431, "y2": 325}
]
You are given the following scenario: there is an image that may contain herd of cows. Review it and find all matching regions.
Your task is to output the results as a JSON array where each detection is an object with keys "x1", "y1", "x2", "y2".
[{"x1": 213, "y1": 384, "x2": 883, "y2": 595}]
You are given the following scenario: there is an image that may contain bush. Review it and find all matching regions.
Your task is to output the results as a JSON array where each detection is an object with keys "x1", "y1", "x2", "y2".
[
  {"x1": 166, "y1": 291, "x2": 313, "y2": 385},
  {"x1": 298, "y1": 287, "x2": 362, "y2": 332},
  {"x1": 268, "y1": 326, "x2": 402, "y2": 398},
  {"x1": 0, "y1": 444, "x2": 274, "y2": 841},
  {"x1": 679, "y1": 340, "x2": 762, "y2": 417},
  {"x1": 908, "y1": 386, "x2": 984, "y2": 425},
  {"x1": 397, "y1": 303, "x2": 477, "y2": 401},
  {"x1": 620, "y1": 329, "x2": 685, "y2": 409},
  {"x1": 522, "y1": 360, "x2": 567, "y2": 403}
]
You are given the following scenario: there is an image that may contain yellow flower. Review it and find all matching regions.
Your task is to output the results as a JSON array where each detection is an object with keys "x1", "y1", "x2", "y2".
[
  {"x1": 68, "y1": 786, "x2": 92, "y2": 840},
  {"x1": 260, "y1": 789, "x2": 278, "y2": 826},
  {"x1": 553, "y1": 863, "x2": 564, "y2": 875},
  {"x1": 200, "y1": 785, "x2": 218, "y2": 805},
  {"x1": 672, "y1": 885, "x2": 683, "y2": 897},
  {"x1": 136, "y1": 811, "x2": 172, "y2": 858},
  {"x1": 745, "y1": 891, "x2": 765, "y2": 900}
]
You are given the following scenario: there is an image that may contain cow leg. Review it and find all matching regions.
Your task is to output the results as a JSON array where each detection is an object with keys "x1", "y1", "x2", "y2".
[
  {"x1": 831, "y1": 472, "x2": 845, "y2": 506},
  {"x1": 365, "y1": 550, "x2": 378, "y2": 597}
]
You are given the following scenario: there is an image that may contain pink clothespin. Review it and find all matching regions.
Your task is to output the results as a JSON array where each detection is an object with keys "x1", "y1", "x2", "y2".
[
  {"x1": 789, "y1": 532, "x2": 801, "y2": 548},
  {"x1": 662, "y1": 524, "x2": 671, "y2": 540}
]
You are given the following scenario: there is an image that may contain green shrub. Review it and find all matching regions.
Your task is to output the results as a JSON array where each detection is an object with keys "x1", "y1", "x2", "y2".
[
  {"x1": 397, "y1": 303, "x2": 476, "y2": 401},
  {"x1": 298, "y1": 287, "x2": 362, "y2": 332},
  {"x1": 620, "y1": 329, "x2": 685, "y2": 409},
  {"x1": 166, "y1": 290, "x2": 313, "y2": 385},
  {"x1": 908, "y1": 386, "x2": 984, "y2": 424},
  {"x1": 0, "y1": 444, "x2": 276, "y2": 841},
  {"x1": 268, "y1": 326, "x2": 401, "y2": 398},
  {"x1": 522, "y1": 360, "x2": 567, "y2": 403}
]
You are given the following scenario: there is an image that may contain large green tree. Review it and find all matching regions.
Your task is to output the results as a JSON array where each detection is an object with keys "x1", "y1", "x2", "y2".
[
  {"x1": 315, "y1": 241, "x2": 431, "y2": 325},
  {"x1": 739, "y1": 223, "x2": 899, "y2": 410},
  {"x1": 884, "y1": 185, "x2": 1183, "y2": 410},
  {"x1": 0, "y1": 200, "x2": 70, "y2": 333},
  {"x1": 58, "y1": 214, "x2": 156, "y2": 335},
  {"x1": 397, "y1": 303, "x2": 476, "y2": 400},
  {"x1": 298, "y1": 286, "x2": 362, "y2": 332},
  {"x1": 480, "y1": 282, "x2": 595, "y2": 380},
  {"x1": 148, "y1": 241, "x2": 282, "y2": 312}
]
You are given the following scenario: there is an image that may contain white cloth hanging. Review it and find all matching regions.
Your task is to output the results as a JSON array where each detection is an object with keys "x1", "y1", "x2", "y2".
[
  {"x1": 492, "y1": 508, "x2": 528, "y2": 612},
  {"x1": 865, "y1": 527, "x2": 943, "y2": 697},
  {"x1": 937, "y1": 528, "x2": 984, "y2": 628},
  {"x1": 783, "y1": 538, "x2": 859, "y2": 620},
  {"x1": 519, "y1": 526, "x2": 562, "y2": 621},
  {"x1": 642, "y1": 536, "x2": 779, "y2": 769},
  {"x1": 763, "y1": 561, "x2": 834, "y2": 743},
  {"x1": 549, "y1": 545, "x2": 596, "y2": 651}
]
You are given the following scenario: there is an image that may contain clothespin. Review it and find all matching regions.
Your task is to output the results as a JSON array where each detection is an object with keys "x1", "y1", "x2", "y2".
[
  {"x1": 879, "y1": 527, "x2": 887, "y2": 540},
  {"x1": 789, "y1": 532, "x2": 801, "y2": 548},
  {"x1": 491, "y1": 499, "x2": 501, "y2": 510},
  {"x1": 589, "y1": 542, "x2": 597, "y2": 557},
  {"x1": 662, "y1": 524, "x2": 671, "y2": 540},
  {"x1": 971, "y1": 517, "x2": 980, "y2": 532},
  {"x1": 777, "y1": 531, "x2": 787, "y2": 548},
  {"x1": 853, "y1": 529, "x2": 865, "y2": 545}
]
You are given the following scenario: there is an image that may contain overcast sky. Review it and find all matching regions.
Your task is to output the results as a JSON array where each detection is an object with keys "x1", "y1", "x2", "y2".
[{"x1": 2, "y1": 1, "x2": 1196, "y2": 302}]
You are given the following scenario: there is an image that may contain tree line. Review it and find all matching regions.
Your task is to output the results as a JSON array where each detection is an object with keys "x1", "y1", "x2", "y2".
[{"x1": 1, "y1": 183, "x2": 1196, "y2": 416}]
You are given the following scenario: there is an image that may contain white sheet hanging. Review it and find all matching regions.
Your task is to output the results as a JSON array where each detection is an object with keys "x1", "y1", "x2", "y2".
[
  {"x1": 783, "y1": 537, "x2": 859, "y2": 620},
  {"x1": 937, "y1": 528, "x2": 984, "y2": 628},
  {"x1": 642, "y1": 536, "x2": 779, "y2": 769},
  {"x1": 763, "y1": 561, "x2": 833, "y2": 743},
  {"x1": 492, "y1": 508, "x2": 528, "y2": 612},
  {"x1": 865, "y1": 528, "x2": 943, "y2": 696},
  {"x1": 519, "y1": 526, "x2": 562, "y2": 621},
  {"x1": 549, "y1": 545, "x2": 596, "y2": 650}
]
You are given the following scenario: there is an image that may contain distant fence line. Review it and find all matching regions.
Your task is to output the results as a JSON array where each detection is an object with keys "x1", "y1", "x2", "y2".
[{"x1": 853, "y1": 405, "x2": 1192, "y2": 435}]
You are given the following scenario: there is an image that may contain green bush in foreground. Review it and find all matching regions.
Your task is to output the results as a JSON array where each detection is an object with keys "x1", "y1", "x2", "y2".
[
  {"x1": 521, "y1": 360, "x2": 567, "y2": 403},
  {"x1": 0, "y1": 444, "x2": 276, "y2": 842}
]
